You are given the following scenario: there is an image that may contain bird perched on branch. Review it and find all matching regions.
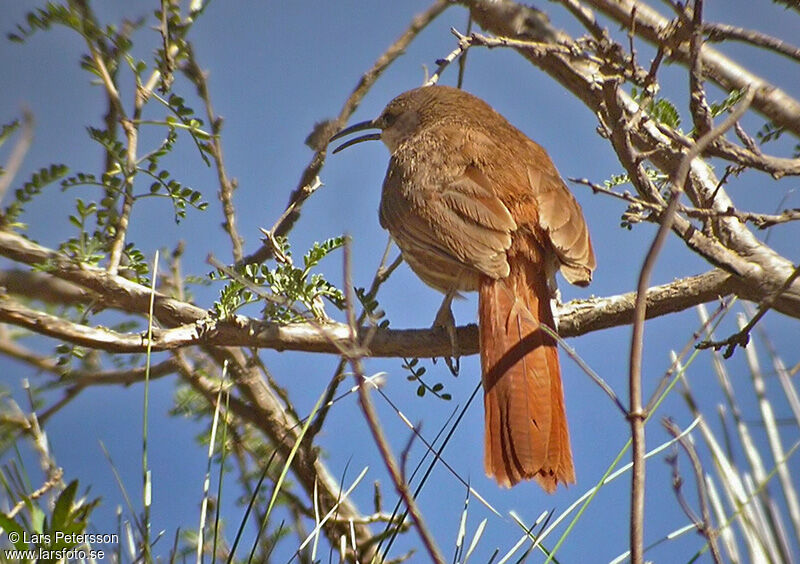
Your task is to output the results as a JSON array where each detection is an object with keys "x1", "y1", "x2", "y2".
[{"x1": 332, "y1": 85, "x2": 595, "y2": 490}]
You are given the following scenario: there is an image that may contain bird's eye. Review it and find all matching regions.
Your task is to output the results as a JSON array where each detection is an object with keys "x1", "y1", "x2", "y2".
[{"x1": 382, "y1": 111, "x2": 397, "y2": 126}]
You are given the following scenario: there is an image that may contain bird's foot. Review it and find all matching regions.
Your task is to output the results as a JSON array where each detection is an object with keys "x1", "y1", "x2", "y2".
[
  {"x1": 550, "y1": 287, "x2": 562, "y2": 332},
  {"x1": 433, "y1": 292, "x2": 460, "y2": 376}
]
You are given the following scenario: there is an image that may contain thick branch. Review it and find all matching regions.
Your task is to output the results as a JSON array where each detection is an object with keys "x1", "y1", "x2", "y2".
[
  {"x1": 0, "y1": 268, "x2": 770, "y2": 356},
  {"x1": 582, "y1": 0, "x2": 800, "y2": 137},
  {"x1": 703, "y1": 22, "x2": 800, "y2": 64},
  {"x1": 0, "y1": 230, "x2": 206, "y2": 326},
  {"x1": 706, "y1": 138, "x2": 800, "y2": 178},
  {"x1": 0, "y1": 269, "x2": 96, "y2": 306},
  {"x1": 457, "y1": 1, "x2": 800, "y2": 318}
]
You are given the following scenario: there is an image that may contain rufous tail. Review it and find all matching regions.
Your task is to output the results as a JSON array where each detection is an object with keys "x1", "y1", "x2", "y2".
[{"x1": 479, "y1": 255, "x2": 574, "y2": 491}]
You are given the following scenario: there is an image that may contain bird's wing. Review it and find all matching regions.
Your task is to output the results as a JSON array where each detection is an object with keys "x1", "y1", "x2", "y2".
[
  {"x1": 465, "y1": 126, "x2": 595, "y2": 287},
  {"x1": 526, "y1": 165, "x2": 595, "y2": 286},
  {"x1": 380, "y1": 124, "x2": 594, "y2": 286},
  {"x1": 380, "y1": 156, "x2": 516, "y2": 281}
]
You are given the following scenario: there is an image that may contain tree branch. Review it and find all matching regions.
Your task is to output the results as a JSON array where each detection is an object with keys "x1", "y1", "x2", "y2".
[
  {"x1": 581, "y1": 0, "x2": 800, "y2": 137},
  {"x1": 241, "y1": 0, "x2": 451, "y2": 266},
  {"x1": 455, "y1": 1, "x2": 800, "y2": 319},
  {"x1": 0, "y1": 267, "x2": 768, "y2": 356}
]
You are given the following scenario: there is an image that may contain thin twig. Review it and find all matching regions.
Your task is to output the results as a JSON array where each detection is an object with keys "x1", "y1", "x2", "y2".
[
  {"x1": 582, "y1": 0, "x2": 800, "y2": 137},
  {"x1": 733, "y1": 121, "x2": 761, "y2": 156},
  {"x1": 556, "y1": 0, "x2": 607, "y2": 42},
  {"x1": 242, "y1": 0, "x2": 450, "y2": 266},
  {"x1": 451, "y1": 29, "x2": 603, "y2": 65},
  {"x1": 707, "y1": 137, "x2": 800, "y2": 178},
  {"x1": 35, "y1": 360, "x2": 179, "y2": 425},
  {"x1": 698, "y1": 263, "x2": 800, "y2": 357},
  {"x1": 343, "y1": 240, "x2": 445, "y2": 564},
  {"x1": 559, "y1": 177, "x2": 800, "y2": 231},
  {"x1": 627, "y1": 81, "x2": 754, "y2": 564},
  {"x1": 663, "y1": 417, "x2": 724, "y2": 564},
  {"x1": 207, "y1": 254, "x2": 360, "y2": 359},
  {"x1": 533, "y1": 312, "x2": 627, "y2": 416},
  {"x1": 183, "y1": 46, "x2": 244, "y2": 262},
  {"x1": 104, "y1": 43, "x2": 139, "y2": 276},
  {"x1": 704, "y1": 22, "x2": 800, "y2": 64},
  {"x1": 6, "y1": 468, "x2": 64, "y2": 519},
  {"x1": 456, "y1": 15, "x2": 473, "y2": 88},
  {"x1": 352, "y1": 359, "x2": 446, "y2": 563},
  {"x1": 688, "y1": 0, "x2": 713, "y2": 137},
  {"x1": 308, "y1": 238, "x2": 401, "y2": 442},
  {"x1": 425, "y1": 28, "x2": 471, "y2": 86},
  {"x1": 0, "y1": 110, "x2": 34, "y2": 202},
  {"x1": 644, "y1": 298, "x2": 730, "y2": 414},
  {"x1": 627, "y1": 5, "x2": 638, "y2": 79}
]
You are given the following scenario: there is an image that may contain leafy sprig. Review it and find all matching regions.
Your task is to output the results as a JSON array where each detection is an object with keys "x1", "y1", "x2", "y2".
[
  {"x1": 1, "y1": 164, "x2": 69, "y2": 229},
  {"x1": 709, "y1": 89, "x2": 745, "y2": 118},
  {"x1": 212, "y1": 236, "x2": 346, "y2": 323},
  {"x1": 403, "y1": 358, "x2": 451, "y2": 400},
  {"x1": 631, "y1": 86, "x2": 681, "y2": 129},
  {"x1": 0, "y1": 119, "x2": 21, "y2": 147}
]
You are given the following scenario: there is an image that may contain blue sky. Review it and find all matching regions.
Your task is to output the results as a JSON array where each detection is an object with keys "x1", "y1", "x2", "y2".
[{"x1": 2, "y1": 1, "x2": 799, "y2": 561}]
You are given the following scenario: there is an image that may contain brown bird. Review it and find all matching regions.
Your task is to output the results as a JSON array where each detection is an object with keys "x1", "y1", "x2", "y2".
[{"x1": 331, "y1": 86, "x2": 595, "y2": 491}]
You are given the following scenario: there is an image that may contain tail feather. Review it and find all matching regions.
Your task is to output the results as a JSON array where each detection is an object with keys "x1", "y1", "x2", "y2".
[{"x1": 479, "y1": 255, "x2": 574, "y2": 490}]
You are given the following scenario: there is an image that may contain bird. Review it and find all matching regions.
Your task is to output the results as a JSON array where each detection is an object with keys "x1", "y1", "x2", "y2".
[{"x1": 331, "y1": 85, "x2": 595, "y2": 490}]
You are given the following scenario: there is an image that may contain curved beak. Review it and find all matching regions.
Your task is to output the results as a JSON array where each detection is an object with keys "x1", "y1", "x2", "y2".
[{"x1": 330, "y1": 120, "x2": 382, "y2": 154}]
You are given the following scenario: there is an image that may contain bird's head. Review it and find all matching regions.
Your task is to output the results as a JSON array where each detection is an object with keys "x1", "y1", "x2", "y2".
[{"x1": 330, "y1": 85, "x2": 472, "y2": 154}]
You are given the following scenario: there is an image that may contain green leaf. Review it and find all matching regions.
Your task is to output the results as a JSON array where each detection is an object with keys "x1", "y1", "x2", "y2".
[
  {"x1": 649, "y1": 98, "x2": 681, "y2": 128},
  {"x1": 50, "y1": 481, "x2": 78, "y2": 531},
  {"x1": 0, "y1": 513, "x2": 27, "y2": 550},
  {"x1": 709, "y1": 89, "x2": 744, "y2": 118},
  {"x1": 0, "y1": 119, "x2": 20, "y2": 147},
  {"x1": 757, "y1": 121, "x2": 784, "y2": 144}
]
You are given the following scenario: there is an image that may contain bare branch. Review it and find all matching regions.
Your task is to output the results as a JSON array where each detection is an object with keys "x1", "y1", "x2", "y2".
[
  {"x1": 706, "y1": 138, "x2": 800, "y2": 178},
  {"x1": 627, "y1": 78, "x2": 752, "y2": 564},
  {"x1": 344, "y1": 239, "x2": 444, "y2": 564},
  {"x1": 0, "y1": 265, "x2": 771, "y2": 357},
  {"x1": 698, "y1": 263, "x2": 800, "y2": 357},
  {"x1": 175, "y1": 350, "x2": 378, "y2": 560},
  {"x1": 424, "y1": 28, "x2": 472, "y2": 86},
  {"x1": 183, "y1": 46, "x2": 244, "y2": 262},
  {"x1": 0, "y1": 333, "x2": 179, "y2": 386},
  {"x1": 0, "y1": 110, "x2": 34, "y2": 202},
  {"x1": 581, "y1": 0, "x2": 800, "y2": 137},
  {"x1": 454, "y1": 1, "x2": 800, "y2": 321},
  {"x1": 241, "y1": 0, "x2": 451, "y2": 266},
  {"x1": 663, "y1": 417, "x2": 724, "y2": 564},
  {"x1": 556, "y1": 0, "x2": 608, "y2": 42},
  {"x1": 571, "y1": 177, "x2": 800, "y2": 229},
  {"x1": 0, "y1": 230, "x2": 207, "y2": 326},
  {"x1": 704, "y1": 22, "x2": 800, "y2": 64},
  {"x1": 0, "y1": 269, "x2": 95, "y2": 306},
  {"x1": 688, "y1": 0, "x2": 713, "y2": 137}
]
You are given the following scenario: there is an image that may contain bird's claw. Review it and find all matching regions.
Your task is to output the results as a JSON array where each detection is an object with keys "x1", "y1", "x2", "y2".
[{"x1": 433, "y1": 294, "x2": 460, "y2": 376}]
